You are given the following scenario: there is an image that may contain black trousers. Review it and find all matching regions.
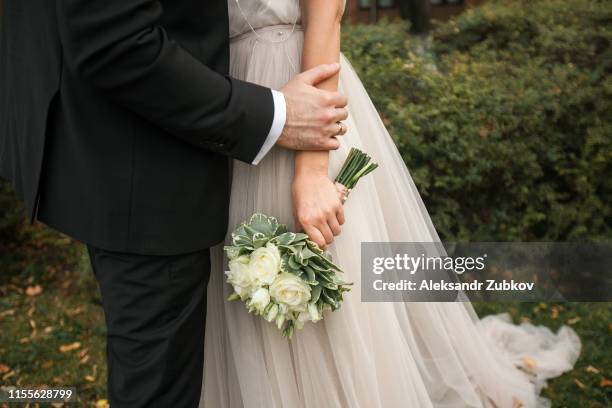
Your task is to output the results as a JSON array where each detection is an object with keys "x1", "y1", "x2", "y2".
[{"x1": 87, "y1": 245, "x2": 211, "y2": 408}]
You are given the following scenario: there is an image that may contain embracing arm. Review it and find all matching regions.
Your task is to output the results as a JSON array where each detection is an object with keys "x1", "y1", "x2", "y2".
[
  {"x1": 56, "y1": 0, "x2": 274, "y2": 163},
  {"x1": 292, "y1": 0, "x2": 347, "y2": 248}
]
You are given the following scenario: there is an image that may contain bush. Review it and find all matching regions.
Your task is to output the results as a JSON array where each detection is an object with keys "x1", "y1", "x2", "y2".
[{"x1": 342, "y1": 0, "x2": 611, "y2": 241}]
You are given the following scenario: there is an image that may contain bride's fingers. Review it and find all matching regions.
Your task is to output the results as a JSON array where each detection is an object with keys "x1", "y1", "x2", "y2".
[
  {"x1": 336, "y1": 207, "x2": 346, "y2": 225},
  {"x1": 302, "y1": 224, "x2": 327, "y2": 249},
  {"x1": 328, "y1": 214, "x2": 342, "y2": 236},
  {"x1": 318, "y1": 222, "x2": 334, "y2": 245}
]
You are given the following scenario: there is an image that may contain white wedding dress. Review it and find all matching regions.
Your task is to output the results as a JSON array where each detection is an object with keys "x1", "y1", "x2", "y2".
[{"x1": 201, "y1": 1, "x2": 581, "y2": 407}]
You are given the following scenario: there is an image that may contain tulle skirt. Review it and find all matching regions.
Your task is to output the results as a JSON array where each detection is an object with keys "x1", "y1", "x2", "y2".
[{"x1": 201, "y1": 25, "x2": 580, "y2": 408}]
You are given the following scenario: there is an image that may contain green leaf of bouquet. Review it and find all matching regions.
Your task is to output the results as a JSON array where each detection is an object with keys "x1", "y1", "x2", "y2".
[
  {"x1": 316, "y1": 270, "x2": 334, "y2": 283},
  {"x1": 280, "y1": 254, "x2": 291, "y2": 273},
  {"x1": 242, "y1": 224, "x2": 259, "y2": 238},
  {"x1": 303, "y1": 265, "x2": 317, "y2": 284},
  {"x1": 288, "y1": 269, "x2": 304, "y2": 279},
  {"x1": 233, "y1": 224, "x2": 248, "y2": 237},
  {"x1": 314, "y1": 253, "x2": 342, "y2": 272},
  {"x1": 232, "y1": 234, "x2": 252, "y2": 247},
  {"x1": 311, "y1": 285, "x2": 322, "y2": 303},
  {"x1": 248, "y1": 213, "x2": 278, "y2": 237},
  {"x1": 296, "y1": 250, "x2": 310, "y2": 266},
  {"x1": 308, "y1": 259, "x2": 331, "y2": 272},
  {"x1": 279, "y1": 244, "x2": 299, "y2": 255},
  {"x1": 321, "y1": 289, "x2": 339, "y2": 310},
  {"x1": 274, "y1": 223, "x2": 288, "y2": 235},
  {"x1": 252, "y1": 232, "x2": 268, "y2": 248},
  {"x1": 321, "y1": 281, "x2": 338, "y2": 290},
  {"x1": 273, "y1": 232, "x2": 296, "y2": 245},
  {"x1": 300, "y1": 246, "x2": 317, "y2": 260},
  {"x1": 288, "y1": 255, "x2": 301, "y2": 271},
  {"x1": 292, "y1": 232, "x2": 309, "y2": 242},
  {"x1": 305, "y1": 240, "x2": 323, "y2": 254}
]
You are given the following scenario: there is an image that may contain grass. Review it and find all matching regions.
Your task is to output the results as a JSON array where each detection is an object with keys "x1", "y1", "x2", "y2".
[
  {"x1": 0, "y1": 224, "x2": 610, "y2": 407},
  {"x1": 0, "y1": 224, "x2": 107, "y2": 408}
]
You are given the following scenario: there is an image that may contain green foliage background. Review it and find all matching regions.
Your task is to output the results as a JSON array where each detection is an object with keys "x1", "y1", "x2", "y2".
[{"x1": 342, "y1": 0, "x2": 611, "y2": 241}]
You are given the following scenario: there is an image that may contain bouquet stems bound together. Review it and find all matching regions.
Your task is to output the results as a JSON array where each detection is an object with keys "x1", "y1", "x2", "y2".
[
  {"x1": 334, "y1": 148, "x2": 378, "y2": 190},
  {"x1": 224, "y1": 149, "x2": 377, "y2": 338}
]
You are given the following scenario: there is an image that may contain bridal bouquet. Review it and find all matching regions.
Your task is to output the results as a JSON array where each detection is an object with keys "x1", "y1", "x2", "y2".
[{"x1": 224, "y1": 148, "x2": 377, "y2": 338}]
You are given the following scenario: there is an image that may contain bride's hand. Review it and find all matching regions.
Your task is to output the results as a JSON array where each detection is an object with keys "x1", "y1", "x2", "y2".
[{"x1": 292, "y1": 171, "x2": 345, "y2": 249}]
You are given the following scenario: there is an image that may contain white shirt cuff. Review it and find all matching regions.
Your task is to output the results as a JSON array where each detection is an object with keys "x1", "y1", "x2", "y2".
[{"x1": 252, "y1": 89, "x2": 286, "y2": 165}]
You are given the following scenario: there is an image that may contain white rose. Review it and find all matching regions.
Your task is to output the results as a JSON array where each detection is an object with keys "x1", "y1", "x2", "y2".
[
  {"x1": 249, "y1": 287, "x2": 271, "y2": 313},
  {"x1": 248, "y1": 244, "x2": 281, "y2": 285},
  {"x1": 294, "y1": 311, "x2": 311, "y2": 330},
  {"x1": 264, "y1": 304, "x2": 279, "y2": 322},
  {"x1": 308, "y1": 302, "x2": 321, "y2": 323},
  {"x1": 225, "y1": 255, "x2": 255, "y2": 299},
  {"x1": 269, "y1": 273, "x2": 312, "y2": 312}
]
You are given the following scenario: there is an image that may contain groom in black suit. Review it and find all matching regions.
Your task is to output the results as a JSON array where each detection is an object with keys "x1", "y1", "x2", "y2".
[{"x1": 0, "y1": 0, "x2": 348, "y2": 406}]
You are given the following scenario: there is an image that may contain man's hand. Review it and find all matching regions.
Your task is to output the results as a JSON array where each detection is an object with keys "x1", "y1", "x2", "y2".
[{"x1": 277, "y1": 63, "x2": 348, "y2": 151}]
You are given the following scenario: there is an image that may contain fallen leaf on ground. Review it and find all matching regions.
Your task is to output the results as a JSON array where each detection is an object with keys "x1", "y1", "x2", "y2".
[
  {"x1": 0, "y1": 309, "x2": 15, "y2": 320},
  {"x1": 95, "y1": 399, "x2": 109, "y2": 408},
  {"x1": 550, "y1": 307, "x2": 559, "y2": 319},
  {"x1": 25, "y1": 285, "x2": 43, "y2": 296},
  {"x1": 521, "y1": 357, "x2": 536, "y2": 371},
  {"x1": 0, "y1": 364, "x2": 9, "y2": 374},
  {"x1": 84, "y1": 375, "x2": 95, "y2": 382},
  {"x1": 585, "y1": 365, "x2": 600, "y2": 374},
  {"x1": 66, "y1": 306, "x2": 84, "y2": 316},
  {"x1": 567, "y1": 316, "x2": 581, "y2": 325},
  {"x1": 59, "y1": 342, "x2": 81, "y2": 353},
  {"x1": 574, "y1": 378, "x2": 586, "y2": 389},
  {"x1": 600, "y1": 377, "x2": 612, "y2": 387}
]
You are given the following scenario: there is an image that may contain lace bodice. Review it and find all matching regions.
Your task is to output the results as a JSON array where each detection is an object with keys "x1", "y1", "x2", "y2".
[
  {"x1": 228, "y1": 0, "x2": 347, "y2": 38},
  {"x1": 228, "y1": 0, "x2": 302, "y2": 38}
]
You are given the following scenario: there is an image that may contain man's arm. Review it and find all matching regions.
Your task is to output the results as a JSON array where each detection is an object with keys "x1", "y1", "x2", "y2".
[{"x1": 56, "y1": 0, "x2": 273, "y2": 163}]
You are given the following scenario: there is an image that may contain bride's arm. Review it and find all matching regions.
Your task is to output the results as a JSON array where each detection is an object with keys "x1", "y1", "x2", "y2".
[{"x1": 292, "y1": 0, "x2": 346, "y2": 249}]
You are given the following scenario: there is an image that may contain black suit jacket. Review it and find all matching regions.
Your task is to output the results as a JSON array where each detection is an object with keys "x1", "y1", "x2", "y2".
[{"x1": 0, "y1": 0, "x2": 275, "y2": 254}]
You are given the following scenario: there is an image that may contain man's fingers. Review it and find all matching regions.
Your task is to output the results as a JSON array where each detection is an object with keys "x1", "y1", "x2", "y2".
[
  {"x1": 333, "y1": 108, "x2": 348, "y2": 123},
  {"x1": 320, "y1": 136, "x2": 340, "y2": 150},
  {"x1": 329, "y1": 92, "x2": 348, "y2": 109},
  {"x1": 299, "y1": 63, "x2": 340, "y2": 86},
  {"x1": 316, "y1": 89, "x2": 347, "y2": 109}
]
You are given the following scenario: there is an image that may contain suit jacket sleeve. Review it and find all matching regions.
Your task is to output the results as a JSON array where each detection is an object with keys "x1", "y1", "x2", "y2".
[{"x1": 55, "y1": 0, "x2": 273, "y2": 163}]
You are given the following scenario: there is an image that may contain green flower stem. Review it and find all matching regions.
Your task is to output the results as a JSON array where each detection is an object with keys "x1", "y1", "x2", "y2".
[{"x1": 334, "y1": 148, "x2": 378, "y2": 189}]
